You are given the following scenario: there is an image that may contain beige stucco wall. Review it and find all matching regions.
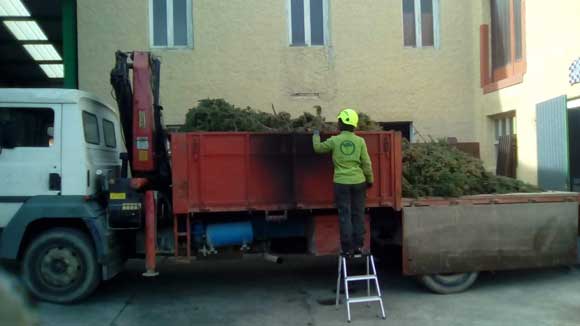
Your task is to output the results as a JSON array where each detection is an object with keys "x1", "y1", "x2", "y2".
[
  {"x1": 472, "y1": 0, "x2": 580, "y2": 184},
  {"x1": 77, "y1": 0, "x2": 477, "y2": 141},
  {"x1": 78, "y1": 0, "x2": 580, "y2": 185}
]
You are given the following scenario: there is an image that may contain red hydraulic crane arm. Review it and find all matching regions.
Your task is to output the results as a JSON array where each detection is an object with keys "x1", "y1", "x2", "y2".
[
  {"x1": 131, "y1": 52, "x2": 156, "y2": 173},
  {"x1": 110, "y1": 51, "x2": 170, "y2": 184}
]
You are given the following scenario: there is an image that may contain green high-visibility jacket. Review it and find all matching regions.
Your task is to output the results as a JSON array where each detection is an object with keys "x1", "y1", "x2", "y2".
[{"x1": 313, "y1": 131, "x2": 374, "y2": 185}]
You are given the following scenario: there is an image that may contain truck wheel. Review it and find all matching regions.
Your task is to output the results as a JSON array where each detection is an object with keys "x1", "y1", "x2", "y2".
[
  {"x1": 22, "y1": 228, "x2": 101, "y2": 303},
  {"x1": 419, "y1": 272, "x2": 479, "y2": 294}
]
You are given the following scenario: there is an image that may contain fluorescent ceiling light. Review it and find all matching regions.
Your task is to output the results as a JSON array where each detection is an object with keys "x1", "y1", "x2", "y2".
[
  {"x1": 0, "y1": 0, "x2": 30, "y2": 16},
  {"x1": 40, "y1": 64, "x2": 64, "y2": 79},
  {"x1": 3, "y1": 20, "x2": 48, "y2": 40},
  {"x1": 23, "y1": 44, "x2": 62, "y2": 61},
  {"x1": 0, "y1": 0, "x2": 65, "y2": 80}
]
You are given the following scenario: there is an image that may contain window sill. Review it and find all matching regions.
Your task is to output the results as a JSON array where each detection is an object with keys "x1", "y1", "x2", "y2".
[
  {"x1": 150, "y1": 46, "x2": 194, "y2": 50},
  {"x1": 483, "y1": 74, "x2": 524, "y2": 94},
  {"x1": 403, "y1": 45, "x2": 437, "y2": 49},
  {"x1": 289, "y1": 44, "x2": 327, "y2": 48}
]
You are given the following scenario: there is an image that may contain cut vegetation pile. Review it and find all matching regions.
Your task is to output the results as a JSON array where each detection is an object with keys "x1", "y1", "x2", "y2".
[
  {"x1": 181, "y1": 99, "x2": 540, "y2": 198},
  {"x1": 402, "y1": 139, "x2": 540, "y2": 198},
  {"x1": 181, "y1": 99, "x2": 381, "y2": 132}
]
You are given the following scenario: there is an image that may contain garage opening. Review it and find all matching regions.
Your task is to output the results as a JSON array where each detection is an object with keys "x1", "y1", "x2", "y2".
[
  {"x1": 567, "y1": 97, "x2": 580, "y2": 191},
  {"x1": 380, "y1": 121, "x2": 412, "y2": 140}
]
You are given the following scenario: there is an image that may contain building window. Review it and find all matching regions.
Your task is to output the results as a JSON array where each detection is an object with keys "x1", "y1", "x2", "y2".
[
  {"x1": 491, "y1": 113, "x2": 517, "y2": 177},
  {"x1": 490, "y1": 0, "x2": 525, "y2": 81},
  {"x1": 288, "y1": 0, "x2": 328, "y2": 46},
  {"x1": 149, "y1": 0, "x2": 193, "y2": 48},
  {"x1": 402, "y1": 0, "x2": 439, "y2": 48},
  {"x1": 494, "y1": 115, "x2": 515, "y2": 142}
]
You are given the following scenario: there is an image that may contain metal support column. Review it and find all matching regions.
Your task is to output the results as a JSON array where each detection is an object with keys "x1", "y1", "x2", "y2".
[{"x1": 62, "y1": 0, "x2": 78, "y2": 88}]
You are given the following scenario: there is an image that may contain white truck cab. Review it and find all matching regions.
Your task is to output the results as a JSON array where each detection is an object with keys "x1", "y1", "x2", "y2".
[
  {"x1": 0, "y1": 89, "x2": 125, "y2": 303},
  {"x1": 0, "y1": 89, "x2": 123, "y2": 227}
]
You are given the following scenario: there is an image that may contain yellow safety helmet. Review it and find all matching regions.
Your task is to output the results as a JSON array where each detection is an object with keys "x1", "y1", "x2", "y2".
[{"x1": 337, "y1": 108, "x2": 359, "y2": 128}]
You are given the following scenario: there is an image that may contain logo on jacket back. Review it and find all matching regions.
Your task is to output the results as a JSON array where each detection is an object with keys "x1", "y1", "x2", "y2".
[{"x1": 340, "y1": 141, "x2": 356, "y2": 155}]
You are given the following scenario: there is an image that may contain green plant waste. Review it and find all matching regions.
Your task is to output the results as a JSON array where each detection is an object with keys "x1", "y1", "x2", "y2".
[{"x1": 181, "y1": 98, "x2": 540, "y2": 198}]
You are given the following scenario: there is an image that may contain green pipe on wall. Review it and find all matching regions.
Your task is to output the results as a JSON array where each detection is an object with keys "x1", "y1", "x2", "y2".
[{"x1": 62, "y1": 0, "x2": 78, "y2": 89}]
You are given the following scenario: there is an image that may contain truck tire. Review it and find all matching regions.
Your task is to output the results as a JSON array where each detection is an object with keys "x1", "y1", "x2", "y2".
[
  {"x1": 22, "y1": 228, "x2": 101, "y2": 303},
  {"x1": 419, "y1": 272, "x2": 479, "y2": 294}
]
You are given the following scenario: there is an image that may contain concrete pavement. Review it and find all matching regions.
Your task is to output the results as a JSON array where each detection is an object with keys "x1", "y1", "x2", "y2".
[{"x1": 36, "y1": 256, "x2": 580, "y2": 326}]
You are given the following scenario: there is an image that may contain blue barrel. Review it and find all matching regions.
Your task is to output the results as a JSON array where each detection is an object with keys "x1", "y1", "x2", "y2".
[
  {"x1": 192, "y1": 223, "x2": 205, "y2": 245},
  {"x1": 206, "y1": 222, "x2": 254, "y2": 248}
]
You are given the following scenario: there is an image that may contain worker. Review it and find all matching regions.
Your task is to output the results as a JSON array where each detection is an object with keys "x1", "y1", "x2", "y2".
[{"x1": 312, "y1": 108, "x2": 374, "y2": 257}]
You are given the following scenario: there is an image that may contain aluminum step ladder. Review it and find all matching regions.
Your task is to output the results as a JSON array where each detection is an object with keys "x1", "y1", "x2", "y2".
[{"x1": 335, "y1": 253, "x2": 386, "y2": 322}]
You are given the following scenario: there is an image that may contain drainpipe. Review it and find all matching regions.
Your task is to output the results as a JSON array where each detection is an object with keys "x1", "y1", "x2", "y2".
[{"x1": 62, "y1": 0, "x2": 78, "y2": 88}]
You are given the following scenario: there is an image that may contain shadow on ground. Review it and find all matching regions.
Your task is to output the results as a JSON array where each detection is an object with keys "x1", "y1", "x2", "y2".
[{"x1": 28, "y1": 256, "x2": 580, "y2": 326}]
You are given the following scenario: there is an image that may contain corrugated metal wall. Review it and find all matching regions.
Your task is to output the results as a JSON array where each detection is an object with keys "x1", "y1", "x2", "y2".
[{"x1": 536, "y1": 95, "x2": 569, "y2": 191}]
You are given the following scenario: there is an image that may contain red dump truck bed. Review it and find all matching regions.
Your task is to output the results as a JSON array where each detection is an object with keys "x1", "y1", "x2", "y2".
[{"x1": 171, "y1": 132, "x2": 402, "y2": 214}]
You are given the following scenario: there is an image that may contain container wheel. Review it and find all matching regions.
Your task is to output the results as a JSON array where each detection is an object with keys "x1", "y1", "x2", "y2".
[
  {"x1": 419, "y1": 272, "x2": 479, "y2": 294},
  {"x1": 22, "y1": 228, "x2": 101, "y2": 303}
]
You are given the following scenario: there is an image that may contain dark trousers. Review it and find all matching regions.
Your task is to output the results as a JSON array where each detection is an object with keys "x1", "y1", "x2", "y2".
[{"x1": 334, "y1": 183, "x2": 366, "y2": 252}]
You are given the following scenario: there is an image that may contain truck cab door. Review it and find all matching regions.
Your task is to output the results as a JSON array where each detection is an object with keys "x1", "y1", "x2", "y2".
[{"x1": 0, "y1": 104, "x2": 62, "y2": 228}]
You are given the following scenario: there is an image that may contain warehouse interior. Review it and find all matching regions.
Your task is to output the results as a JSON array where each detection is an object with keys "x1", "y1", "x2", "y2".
[{"x1": 0, "y1": 0, "x2": 76, "y2": 88}]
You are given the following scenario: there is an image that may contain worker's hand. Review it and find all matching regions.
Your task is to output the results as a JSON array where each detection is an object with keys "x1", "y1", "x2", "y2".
[
  {"x1": 313, "y1": 129, "x2": 320, "y2": 136},
  {"x1": 366, "y1": 182, "x2": 373, "y2": 189}
]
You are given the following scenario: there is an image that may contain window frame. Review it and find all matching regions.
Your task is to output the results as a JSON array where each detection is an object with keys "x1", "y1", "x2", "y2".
[
  {"x1": 488, "y1": 114, "x2": 517, "y2": 164},
  {"x1": 402, "y1": 0, "x2": 440, "y2": 49},
  {"x1": 490, "y1": 112, "x2": 516, "y2": 165},
  {"x1": 490, "y1": 0, "x2": 525, "y2": 81},
  {"x1": 102, "y1": 118, "x2": 117, "y2": 149},
  {"x1": 287, "y1": 0, "x2": 329, "y2": 47},
  {"x1": 482, "y1": 0, "x2": 526, "y2": 93},
  {"x1": 82, "y1": 111, "x2": 100, "y2": 145},
  {"x1": 149, "y1": 0, "x2": 194, "y2": 49}
]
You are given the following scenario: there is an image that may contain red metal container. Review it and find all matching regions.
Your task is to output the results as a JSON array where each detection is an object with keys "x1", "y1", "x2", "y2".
[{"x1": 171, "y1": 132, "x2": 402, "y2": 214}]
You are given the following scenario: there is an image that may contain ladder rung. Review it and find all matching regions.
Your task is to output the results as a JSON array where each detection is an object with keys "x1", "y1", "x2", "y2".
[
  {"x1": 347, "y1": 296, "x2": 382, "y2": 304},
  {"x1": 346, "y1": 275, "x2": 377, "y2": 282}
]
